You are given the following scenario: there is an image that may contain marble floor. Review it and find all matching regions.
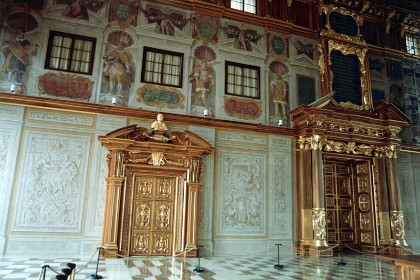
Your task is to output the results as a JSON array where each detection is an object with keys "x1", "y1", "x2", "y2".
[{"x1": 0, "y1": 252, "x2": 399, "y2": 280}]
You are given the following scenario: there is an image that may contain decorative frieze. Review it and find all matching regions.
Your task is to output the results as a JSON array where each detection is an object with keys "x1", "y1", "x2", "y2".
[
  {"x1": 28, "y1": 111, "x2": 93, "y2": 126},
  {"x1": 298, "y1": 135, "x2": 400, "y2": 158}
]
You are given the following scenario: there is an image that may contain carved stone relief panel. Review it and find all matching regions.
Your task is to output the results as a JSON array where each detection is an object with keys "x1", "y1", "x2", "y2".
[
  {"x1": 217, "y1": 150, "x2": 266, "y2": 236},
  {"x1": 269, "y1": 154, "x2": 292, "y2": 239},
  {"x1": 0, "y1": 126, "x2": 19, "y2": 238},
  {"x1": 13, "y1": 131, "x2": 91, "y2": 232},
  {"x1": 86, "y1": 144, "x2": 107, "y2": 234},
  {"x1": 0, "y1": 129, "x2": 12, "y2": 194}
]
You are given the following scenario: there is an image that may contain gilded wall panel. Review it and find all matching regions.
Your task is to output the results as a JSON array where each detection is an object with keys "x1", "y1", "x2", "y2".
[
  {"x1": 13, "y1": 131, "x2": 91, "y2": 232},
  {"x1": 217, "y1": 150, "x2": 266, "y2": 236}
]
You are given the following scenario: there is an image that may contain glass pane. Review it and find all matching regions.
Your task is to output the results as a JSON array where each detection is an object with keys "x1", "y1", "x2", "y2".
[
  {"x1": 59, "y1": 59, "x2": 68, "y2": 70},
  {"x1": 231, "y1": 0, "x2": 242, "y2": 10},
  {"x1": 83, "y1": 41, "x2": 93, "y2": 51},
  {"x1": 60, "y1": 48, "x2": 70, "y2": 59},
  {"x1": 62, "y1": 37, "x2": 72, "y2": 48},
  {"x1": 53, "y1": 36, "x2": 63, "y2": 46}
]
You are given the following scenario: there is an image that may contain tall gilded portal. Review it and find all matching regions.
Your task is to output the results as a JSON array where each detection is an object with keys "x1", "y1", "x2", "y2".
[
  {"x1": 99, "y1": 114, "x2": 213, "y2": 257},
  {"x1": 291, "y1": 3, "x2": 412, "y2": 256}
]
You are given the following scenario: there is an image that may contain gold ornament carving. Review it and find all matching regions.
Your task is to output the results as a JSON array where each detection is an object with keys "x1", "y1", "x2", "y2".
[
  {"x1": 328, "y1": 41, "x2": 371, "y2": 111},
  {"x1": 318, "y1": 44, "x2": 325, "y2": 83},
  {"x1": 298, "y1": 135, "x2": 325, "y2": 150},
  {"x1": 136, "y1": 203, "x2": 151, "y2": 228},
  {"x1": 132, "y1": 233, "x2": 149, "y2": 253},
  {"x1": 361, "y1": 232, "x2": 372, "y2": 243},
  {"x1": 153, "y1": 234, "x2": 169, "y2": 253},
  {"x1": 389, "y1": 126, "x2": 402, "y2": 138},
  {"x1": 136, "y1": 180, "x2": 153, "y2": 198},
  {"x1": 390, "y1": 211, "x2": 407, "y2": 246},
  {"x1": 157, "y1": 205, "x2": 170, "y2": 229},
  {"x1": 360, "y1": 213, "x2": 371, "y2": 230},
  {"x1": 320, "y1": 5, "x2": 365, "y2": 45},
  {"x1": 299, "y1": 137, "x2": 401, "y2": 158},
  {"x1": 312, "y1": 208, "x2": 327, "y2": 241},
  {"x1": 374, "y1": 144, "x2": 400, "y2": 159},
  {"x1": 150, "y1": 152, "x2": 166, "y2": 166}
]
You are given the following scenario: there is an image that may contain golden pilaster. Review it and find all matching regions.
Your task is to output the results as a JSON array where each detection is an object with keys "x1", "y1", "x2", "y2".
[
  {"x1": 102, "y1": 177, "x2": 125, "y2": 257},
  {"x1": 185, "y1": 182, "x2": 201, "y2": 256}
]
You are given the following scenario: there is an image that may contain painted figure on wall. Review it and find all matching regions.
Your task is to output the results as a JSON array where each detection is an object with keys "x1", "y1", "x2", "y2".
[
  {"x1": 271, "y1": 73, "x2": 288, "y2": 120},
  {"x1": 58, "y1": 0, "x2": 106, "y2": 20},
  {"x1": 189, "y1": 60, "x2": 214, "y2": 108},
  {"x1": 1, "y1": 28, "x2": 38, "y2": 84},
  {"x1": 269, "y1": 61, "x2": 289, "y2": 123},
  {"x1": 142, "y1": 7, "x2": 187, "y2": 37},
  {"x1": 223, "y1": 25, "x2": 262, "y2": 52},
  {"x1": 102, "y1": 35, "x2": 134, "y2": 95}
]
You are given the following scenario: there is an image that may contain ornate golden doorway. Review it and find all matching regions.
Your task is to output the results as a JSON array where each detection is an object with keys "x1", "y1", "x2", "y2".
[
  {"x1": 99, "y1": 118, "x2": 213, "y2": 257},
  {"x1": 324, "y1": 157, "x2": 377, "y2": 251}
]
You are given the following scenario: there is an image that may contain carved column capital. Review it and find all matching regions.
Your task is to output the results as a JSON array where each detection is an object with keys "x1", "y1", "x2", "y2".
[
  {"x1": 298, "y1": 135, "x2": 326, "y2": 151},
  {"x1": 374, "y1": 144, "x2": 400, "y2": 158}
]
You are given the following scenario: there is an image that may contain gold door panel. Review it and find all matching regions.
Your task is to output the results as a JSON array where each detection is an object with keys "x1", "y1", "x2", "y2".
[{"x1": 130, "y1": 175, "x2": 177, "y2": 256}]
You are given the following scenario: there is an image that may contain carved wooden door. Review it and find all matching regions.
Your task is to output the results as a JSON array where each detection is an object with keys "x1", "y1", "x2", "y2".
[
  {"x1": 324, "y1": 159, "x2": 377, "y2": 249},
  {"x1": 325, "y1": 161, "x2": 355, "y2": 245},
  {"x1": 130, "y1": 174, "x2": 178, "y2": 256},
  {"x1": 354, "y1": 161, "x2": 376, "y2": 249}
]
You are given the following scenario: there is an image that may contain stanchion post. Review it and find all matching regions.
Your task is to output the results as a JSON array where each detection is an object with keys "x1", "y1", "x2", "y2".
[
  {"x1": 193, "y1": 245, "x2": 205, "y2": 273},
  {"x1": 274, "y1": 244, "x2": 283, "y2": 269},
  {"x1": 40, "y1": 265, "x2": 49, "y2": 280},
  {"x1": 67, "y1": 263, "x2": 76, "y2": 280},
  {"x1": 90, "y1": 247, "x2": 103, "y2": 279},
  {"x1": 337, "y1": 243, "x2": 346, "y2": 266}
]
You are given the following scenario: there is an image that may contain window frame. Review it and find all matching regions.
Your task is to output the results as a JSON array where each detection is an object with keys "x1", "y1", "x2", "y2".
[
  {"x1": 230, "y1": 0, "x2": 257, "y2": 14},
  {"x1": 141, "y1": 46, "x2": 184, "y2": 88},
  {"x1": 225, "y1": 61, "x2": 260, "y2": 99},
  {"x1": 44, "y1": 30, "x2": 96, "y2": 75},
  {"x1": 405, "y1": 33, "x2": 420, "y2": 56}
]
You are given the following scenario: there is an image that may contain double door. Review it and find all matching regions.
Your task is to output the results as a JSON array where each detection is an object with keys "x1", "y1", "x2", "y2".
[
  {"x1": 324, "y1": 159, "x2": 377, "y2": 249},
  {"x1": 129, "y1": 174, "x2": 180, "y2": 256}
]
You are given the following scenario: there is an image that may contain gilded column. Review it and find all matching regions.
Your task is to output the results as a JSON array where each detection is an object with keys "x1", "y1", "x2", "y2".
[
  {"x1": 102, "y1": 150, "x2": 125, "y2": 257},
  {"x1": 310, "y1": 135, "x2": 327, "y2": 248},
  {"x1": 296, "y1": 137, "x2": 313, "y2": 252},
  {"x1": 385, "y1": 147, "x2": 407, "y2": 247},
  {"x1": 184, "y1": 158, "x2": 203, "y2": 256}
]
